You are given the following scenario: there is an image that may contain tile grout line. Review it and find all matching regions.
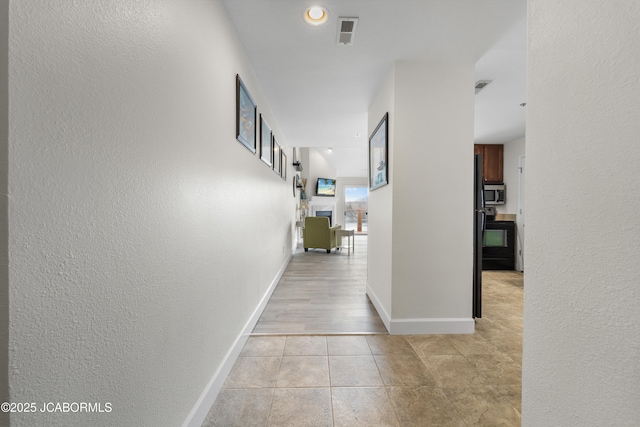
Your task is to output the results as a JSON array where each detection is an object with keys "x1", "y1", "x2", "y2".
[
  {"x1": 264, "y1": 338, "x2": 286, "y2": 426},
  {"x1": 326, "y1": 337, "x2": 336, "y2": 427}
]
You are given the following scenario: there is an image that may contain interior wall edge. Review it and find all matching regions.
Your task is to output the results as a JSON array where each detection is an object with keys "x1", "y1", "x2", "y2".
[{"x1": 365, "y1": 283, "x2": 391, "y2": 333}]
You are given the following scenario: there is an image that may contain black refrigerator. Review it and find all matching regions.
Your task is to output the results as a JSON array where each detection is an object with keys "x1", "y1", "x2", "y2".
[{"x1": 473, "y1": 154, "x2": 485, "y2": 318}]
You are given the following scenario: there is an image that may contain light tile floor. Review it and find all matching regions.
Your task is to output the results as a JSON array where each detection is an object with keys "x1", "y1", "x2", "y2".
[{"x1": 202, "y1": 270, "x2": 523, "y2": 426}]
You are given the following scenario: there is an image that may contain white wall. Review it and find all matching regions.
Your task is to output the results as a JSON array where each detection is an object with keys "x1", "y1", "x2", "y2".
[
  {"x1": 7, "y1": 1, "x2": 295, "y2": 426},
  {"x1": 524, "y1": 1, "x2": 640, "y2": 425},
  {"x1": 502, "y1": 137, "x2": 525, "y2": 271},
  {"x1": 367, "y1": 62, "x2": 475, "y2": 334},
  {"x1": 500, "y1": 136, "x2": 525, "y2": 215},
  {"x1": 0, "y1": 1, "x2": 8, "y2": 426},
  {"x1": 390, "y1": 62, "x2": 475, "y2": 332},
  {"x1": 367, "y1": 66, "x2": 395, "y2": 330}
]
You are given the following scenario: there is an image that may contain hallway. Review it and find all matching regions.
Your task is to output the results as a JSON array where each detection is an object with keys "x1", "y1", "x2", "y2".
[
  {"x1": 203, "y1": 236, "x2": 523, "y2": 425},
  {"x1": 253, "y1": 235, "x2": 386, "y2": 334}
]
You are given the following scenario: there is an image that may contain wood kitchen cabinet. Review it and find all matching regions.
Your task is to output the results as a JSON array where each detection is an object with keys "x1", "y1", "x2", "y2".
[{"x1": 474, "y1": 144, "x2": 503, "y2": 184}]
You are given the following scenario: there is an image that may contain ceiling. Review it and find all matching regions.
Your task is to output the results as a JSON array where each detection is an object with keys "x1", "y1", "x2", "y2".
[{"x1": 222, "y1": 0, "x2": 527, "y2": 177}]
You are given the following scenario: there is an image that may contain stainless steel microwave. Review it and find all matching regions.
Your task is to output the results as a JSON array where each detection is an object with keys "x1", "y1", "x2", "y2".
[{"x1": 484, "y1": 184, "x2": 506, "y2": 205}]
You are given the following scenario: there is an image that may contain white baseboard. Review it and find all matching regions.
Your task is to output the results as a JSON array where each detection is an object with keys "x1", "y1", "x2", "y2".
[
  {"x1": 366, "y1": 284, "x2": 474, "y2": 335},
  {"x1": 182, "y1": 254, "x2": 291, "y2": 427},
  {"x1": 390, "y1": 317, "x2": 475, "y2": 335},
  {"x1": 365, "y1": 283, "x2": 390, "y2": 332}
]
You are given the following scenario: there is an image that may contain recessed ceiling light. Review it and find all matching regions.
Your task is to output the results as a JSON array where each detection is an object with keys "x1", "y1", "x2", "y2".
[
  {"x1": 327, "y1": 147, "x2": 333, "y2": 153},
  {"x1": 304, "y1": 6, "x2": 329, "y2": 26},
  {"x1": 354, "y1": 133, "x2": 361, "y2": 138}
]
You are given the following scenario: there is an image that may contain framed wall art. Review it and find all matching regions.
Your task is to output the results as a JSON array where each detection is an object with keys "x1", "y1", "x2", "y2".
[
  {"x1": 281, "y1": 151, "x2": 287, "y2": 181},
  {"x1": 272, "y1": 137, "x2": 281, "y2": 176},
  {"x1": 369, "y1": 112, "x2": 389, "y2": 191},
  {"x1": 260, "y1": 114, "x2": 272, "y2": 166},
  {"x1": 236, "y1": 75, "x2": 257, "y2": 153},
  {"x1": 293, "y1": 174, "x2": 298, "y2": 197}
]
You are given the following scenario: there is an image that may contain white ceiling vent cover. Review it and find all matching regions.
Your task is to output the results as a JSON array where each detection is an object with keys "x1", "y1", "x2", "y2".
[{"x1": 337, "y1": 17, "x2": 358, "y2": 45}]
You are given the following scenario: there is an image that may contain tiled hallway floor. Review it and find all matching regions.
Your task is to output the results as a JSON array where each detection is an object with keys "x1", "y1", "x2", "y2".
[{"x1": 202, "y1": 271, "x2": 523, "y2": 426}]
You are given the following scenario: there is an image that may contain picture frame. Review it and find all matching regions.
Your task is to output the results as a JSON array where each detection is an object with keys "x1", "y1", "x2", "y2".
[
  {"x1": 369, "y1": 112, "x2": 389, "y2": 191},
  {"x1": 292, "y1": 173, "x2": 297, "y2": 197},
  {"x1": 272, "y1": 137, "x2": 281, "y2": 176},
  {"x1": 236, "y1": 75, "x2": 257, "y2": 153},
  {"x1": 281, "y1": 151, "x2": 287, "y2": 181},
  {"x1": 260, "y1": 114, "x2": 272, "y2": 166}
]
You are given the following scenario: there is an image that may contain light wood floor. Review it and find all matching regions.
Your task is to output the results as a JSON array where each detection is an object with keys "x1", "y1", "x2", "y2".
[{"x1": 253, "y1": 235, "x2": 387, "y2": 334}]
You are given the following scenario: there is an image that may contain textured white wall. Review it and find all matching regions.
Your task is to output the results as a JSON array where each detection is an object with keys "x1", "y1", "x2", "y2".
[
  {"x1": 390, "y1": 62, "x2": 474, "y2": 331},
  {"x1": 0, "y1": 2, "x2": 8, "y2": 426},
  {"x1": 524, "y1": 1, "x2": 640, "y2": 425},
  {"x1": 8, "y1": 1, "x2": 295, "y2": 426}
]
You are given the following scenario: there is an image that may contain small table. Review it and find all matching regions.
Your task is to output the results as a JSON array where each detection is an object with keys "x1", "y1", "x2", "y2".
[
  {"x1": 295, "y1": 221, "x2": 305, "y2": 244},
  {"x1": 336, "y1": 229, "x2": 355, "y2": 254}
]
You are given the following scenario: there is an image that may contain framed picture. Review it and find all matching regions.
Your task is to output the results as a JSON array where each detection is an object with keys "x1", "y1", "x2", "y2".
[
  {"x1": 236, "y1": 75, "x2": 257, "y2": 153},
  {"x1": 292, "y1": 173, "x2": 297, "y2": 197},
  {"x1": 369, "y1": 112, "x2": 389, "y2": 191},
  {"x1": 272, "y1": 137, "x2": 281, "y2": 176},
  {"x1": 281, "y1": 151, "x2": 287, "y2": 181},
  {"x1": 260, "y1": 114, "x2": 272, "y2": 166}
]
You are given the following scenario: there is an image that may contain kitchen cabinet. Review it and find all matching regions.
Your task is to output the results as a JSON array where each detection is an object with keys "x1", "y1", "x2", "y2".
[{"x1": 474, "y1": 144, "x2": 503, "y2": 184}]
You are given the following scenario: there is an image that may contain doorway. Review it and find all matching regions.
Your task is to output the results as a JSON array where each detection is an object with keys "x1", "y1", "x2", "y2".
[
  {"x1": 517, "y1": 155, "x2": 525, "y2": 271},
  {"x1": 344, "y1": 186, "x2": 368, "y2": 234}
]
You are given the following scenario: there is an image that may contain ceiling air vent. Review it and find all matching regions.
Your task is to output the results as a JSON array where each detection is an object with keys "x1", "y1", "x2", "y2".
[
  {"x1": 337, "y1": 17, "x2": 358, "y2": 45},
  {"x1": 475, "y1": 80, "x2": 492, "y2": 94}
]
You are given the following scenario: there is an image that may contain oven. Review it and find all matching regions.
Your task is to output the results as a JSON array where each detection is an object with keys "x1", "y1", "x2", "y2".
[{"x1": 482, "y1": 220, "x2": 515, "y2": 270}]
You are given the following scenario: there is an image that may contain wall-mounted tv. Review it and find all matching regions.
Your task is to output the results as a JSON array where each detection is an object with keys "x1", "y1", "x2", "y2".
[{"x1": 316, "y1": 178, "x2": 336, "y2": 197}]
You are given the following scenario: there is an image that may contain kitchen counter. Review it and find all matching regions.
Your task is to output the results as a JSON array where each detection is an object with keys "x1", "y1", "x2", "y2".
[{"x1": 494, "y1": 213, "x2": 516, "y2": 221}]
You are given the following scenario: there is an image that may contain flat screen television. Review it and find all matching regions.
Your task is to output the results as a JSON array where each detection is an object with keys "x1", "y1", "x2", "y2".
[{"x1": 316, "y1": 178, "x2": 336, "y2": 197}]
